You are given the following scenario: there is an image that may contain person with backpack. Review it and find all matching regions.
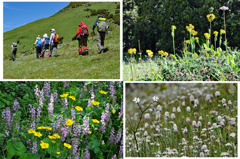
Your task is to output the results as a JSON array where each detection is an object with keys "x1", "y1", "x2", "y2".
[
  {"x1": 49, "y1": 28, "x2": 59, "y2": 57},
  {"x1": 11, "y1": 41, "x2": 18, "y2": 61},
  {"x1": 33, "y1": 35, "x2": 43, "y2": 59},
  {"x1": 92, "y1": 14, "x2": 110, "y2": 54},
  {"x1": 72, "y1": 21, "x2": 89, "y2": 55},
  {"x1": 40, "y1": 33, "x2": 50, "y2": 58}
]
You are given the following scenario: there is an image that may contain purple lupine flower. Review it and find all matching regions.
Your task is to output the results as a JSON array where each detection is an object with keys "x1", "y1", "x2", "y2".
[
  {"x1": 72, "y1": 144, "x2": 78, "y2": 155},
  {"x1": 72, "y1": 125, "x2": 81, "y2": 137},
  {"x1": 5, "y1": 107, "x2": 12, "y2": 129},
  {"x1": 118, "y1": 101, "x2": 123, "y2": 121},
  {"x1": 87, "y1": 100, "x2": 92, "y2": 107},
  {"x1": 99, "y1": 104, "x2": 110, "y2": 133},
  {"x1": 62, "y1": 97, "x2": 68, "y2": 110},
  {"x1": 16, "y1": 123, "x2": 20, "y2": 132},
  {"x1": 13, "y1": 99, "x2": 20, "y2": 111},
  {"x1": 91, "y1": 92, "x2": 95, "y2": 100},
  {"x1": 34, "y1": 84, "x2": 39, "y2": 98},
  {"x1": 109, "y1": 82, "x2": 115, "y2": 97},
  {"x1": 220, "y1": 6, "x2": 229, "y2": 10},
  {"x1": 5, "y1": 130, "x2": 9, "y2": 137},
  {"x1": 54, "y1": 90, "x2": 58, "y2": 102},
  {"x1": 71, "y1": 106, "x2": 76, "y2": 120},
  {"x1": 29, "y1": 104, "x2": 35, "y2": 119},
  {"x1": 75, "y1": 152, "x2": 80, "y2": 159},
  {"x1": 82, "y1": 118, "x2": 89, "y2": 135},
  {"x1": 61, "y1": 127, "x2": 69, "y2": 141},
  {"x1": 83, "y1": 146, "x2": 90, "y2": 159},
  {"x1": 84, "y1": 83, "x2": 87, "y2": 92},
  {"x1": 109, "y1": 128, "x2": 115, "y2": 143},
  {"x1": 43, "y1": 82, "x2": 51, "y2": 98},
  {"x1": 115, "y1": 129, "x2": 122, "y2": 145},
  {"x1": 117, "y1": 81, "x2": 122, "y2": 85},
  {"x1": 39, "y1": 89, "x2": 44, "y2": 108},
  {"x1": 37, "y1": 106, "x2": 41, "y2": 121},
  {"x1": 119, "y1": 139, "x2": 123, "y2": 158},
  {"x1": 31, "y1": 141, "x2": 38, "y2": 153},
  {"x1": 64, "y1": 81, "x2": 69, "y2": 89},
  {"x1": 48, "y1": 94, "x2": 54, "y2": 118}
]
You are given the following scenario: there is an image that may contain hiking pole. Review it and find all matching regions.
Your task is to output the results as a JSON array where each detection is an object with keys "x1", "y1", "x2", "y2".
[{"x1": 91, "y1": 31, "x2": 95, "y2": 54}]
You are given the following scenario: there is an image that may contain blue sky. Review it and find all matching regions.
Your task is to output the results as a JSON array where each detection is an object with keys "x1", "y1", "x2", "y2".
[{"x1": 3, "y1": 2, "x2": 70, "y2": 32}]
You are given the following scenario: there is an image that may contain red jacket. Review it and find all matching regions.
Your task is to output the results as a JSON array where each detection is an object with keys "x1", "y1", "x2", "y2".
[{"x1": 75, "y1": 21, "x2": 89, "y2": 37}]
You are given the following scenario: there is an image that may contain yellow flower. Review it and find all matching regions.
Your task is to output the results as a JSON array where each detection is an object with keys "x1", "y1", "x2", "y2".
[
  {"x1": 186, "y1": 24, "x2": 194, "y2": 31},
  {"x1": 53, "y1": 134, "x2": 60, "y2": 139},
  {"x1": 64, "y1": 143, "x2": 72, "y2": 149},
  {"x1": 75, "y1": 106, "x2": 83, "y2": 111},
  {"x1": 204, "y1": 33, "x2": 210, "y2": 39},
  {"x1": 158, "y1": 50, "x2": 164, "y2": 55},
  {"x1": 69, "y1": 96, "x2": 76, "y2": 101},
  {"x1": 91, "y1": 101, "x2": 100, "y2": 106},
  {"x1": 57, "y1": 152, "x2": 60, "y2": 154},
  {"x1": 213, "y1": 31, "x2": 218, "y2": 36},
  {"x1": 45, "y1": 127, "x2": 52, "y2": 131},
  {"x1": 146, "y1": 50, "x2": 153, "y2": 58},
  {"x1": 220, "y1": 29, "x2": 225, "y2": 34},
  {"x1": 65, "y1": 119, "x2": 74, "y2": 126},
  {"x1": 112, "y1": 109, "x2": 116, "y2": 114},
  {"x1": 40, "y1": 141, "x2": 49, "y2": 149},
  {"x1": 60, "y1": 93, "x2": 69, "y2": 98},
  {"x1": 99, "y1": 90, "x2": 107, "y2": 94},
  {"x1": 191, "y1": 30, "x2": 198, "y2": 36},
  {"x1": 163, "y1": 52, "x2": 169, "y2": 57},
  {"x1": 171, "y1": 25, "x2": 176, "y2": 30},
  {"x1": 185, "y1": 40, "x2": 190, "y2": 44},
  {"x1": 34, "y1": 132, "x2": 42, "y2": 137},
  {"x1": 48, "y1": 135, "x2": 55, "y2": 139},
  {"x1": 52, "y1": 140, "x2": 56, "y2": 144},
  {"x1": 28, "y1": 129, "x2": 36, "y2": 134},
  {"x1": 201, "y1": 131, "x2": 204, "y2": 135},
  {"x1": 37, "y1": 126, "x2": 46, "y2": 130},
  {"x1": 195, "y1": 37, "x2": 199, "y2": 40},
  {"x1": 207, "y1": 14, "x2": 215, "y2": 22},
  {"x1": 139, "y1": 58, "x2": 141, "y2": 60},
  {"x1": 92, "y1": 119, "x2": 100, "y2": 123},
  {"x1": 128, "y1": 48, "x2": 137, "y2": 54},
  {"x1": 88, "y1": 131, "x2": 92, "y2": 134}
]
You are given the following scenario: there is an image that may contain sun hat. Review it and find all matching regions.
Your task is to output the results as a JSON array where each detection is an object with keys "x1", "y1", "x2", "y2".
[
  {"x1": 43, "y1": 33, "x2": 48, "y2": 38},
  {"x1": 50, "y1": 28, "x2": 55, "y2": 32}
]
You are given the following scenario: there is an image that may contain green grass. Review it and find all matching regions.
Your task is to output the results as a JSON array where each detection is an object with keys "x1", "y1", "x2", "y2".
[{"x1": 3, "y1": 2, "x2": 120, "y2": 79}]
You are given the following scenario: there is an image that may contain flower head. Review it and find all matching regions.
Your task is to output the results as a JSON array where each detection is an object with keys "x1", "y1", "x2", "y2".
[
  {"x1": 34, "y1": 132, "x2": 42, "y2": 137},
  {"x1": 153, "y1": 96, "x2": 159, "y2": 101},
  {"x1": 37, "y1": 126, "x2": 46, "y2": 130},
  {"x1": 40, "y1": 141, "x2": 49, "y2": 149},
  {"x1": 133, "y1": 97, "x2": 140, "y2": 103},
  {"x1": 220, "y1": 29, "x2": 226, "y2": 34},
  {"x1": 92, "y1": 119, "x2": 100, "y2": 123},
  {"x1": 213, "y1": 31, "x2": 218, "y2": 36},
  {"x1": 28, "y1": 129, "x2": 36, "y2": 134},
  {"x1": 99, "y1": 90, "x2": 107, "y2": 94},
  {"x1": 66, "y1": 119, "x2": 74, "y2": 126},
  {"x1": 60, "y1": 93, "x2": 69, "y2": 98},
  {"x1": 158, "y1": 50, "x2": 164, "y2": 55},
  {"x1": 69, "y1": 96, "x2": 76, "y2": 101},
  {"x1": 207, "y1": 14, "x2": 215, "y2": 22},
  {"x1": 204, "y1": 33, "x2": 210, "y2": 39},
  {"x1": 91, "y1": 101, "x2": 100, "y2": 106},
  {"x1": 112, "y1": 109, "x2": 116, "y2": 114},
  {"x1": 219, "y1": 6, "x2": 229, "y2": 10},
  {"x1": 128, "y1": 48, "x2": 137, "y2": 54},
  {"x1": 75, "y1": 106, "x2": 83, "y2": 111},
  {"x1": 146, "y1": 50, "x2": 153, "y2": 58},
  {"x1": 191, "y1": 30, "x2": 198, "y2": 36},
  {"x1": 64, "y1": 143, "x2": 72, "y2": 149},
  {"x1": 171, "y1": 25, "x2": 176, "y2": 30},
  {"x1": 57, "y1": 152, "x2": 60, "y2": 154}
]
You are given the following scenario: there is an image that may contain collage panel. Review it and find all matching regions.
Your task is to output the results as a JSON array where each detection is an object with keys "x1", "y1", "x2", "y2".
[
  {"x1": 123, "y1": 0, "x2": 240, "y2": 81},
  {"x1": 0, "y1": 81, "x2": 123, "y2": 159},
  {"x1": 3, "y1": 1, "x2": 120, "y2": 79},
  {"x1": 125, "y1": 83, "x2": 237, "y2": 157}
]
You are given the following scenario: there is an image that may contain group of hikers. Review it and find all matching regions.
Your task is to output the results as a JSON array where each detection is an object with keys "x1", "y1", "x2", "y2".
[{"x1": 11, "y1": 14, "x2": 110, "y2": 61}]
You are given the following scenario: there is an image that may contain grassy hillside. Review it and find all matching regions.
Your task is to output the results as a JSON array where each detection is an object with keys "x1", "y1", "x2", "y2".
[{"x1": 3, "y1": 2, "x2": 120, "y2": 79}]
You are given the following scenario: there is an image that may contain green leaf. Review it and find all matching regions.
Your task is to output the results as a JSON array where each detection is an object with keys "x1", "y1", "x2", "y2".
[
  {"x1": 7, "y1": 143, "x2": 15, "y2": 159},
  {"x1": 88, "y1": 139, "x2": 101, "y2": 154},
  {"x1": 23, "y1": 94, "x2": 29, "y2": 99},
  {"x1": 13, "y1": 141, "x2": 26, "y2": 151},
  {"x1": 19, "y1": 153, "x2": 40, "y2": 159}
]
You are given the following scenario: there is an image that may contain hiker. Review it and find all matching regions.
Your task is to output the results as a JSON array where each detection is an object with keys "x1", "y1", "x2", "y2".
[
  {"x1": 92, "y1": 14, "x2": 110, "y2": 54},
  {"x1": 41, "y1": 33, "x2": 50, "y2": 58},
  {"x1": 72, "y1": 21, "x2": 89, "y2": 55},
  {"x1": 49, "y1": 28, "x2": 59, "y2": 57},
  {"x1": 11, "y1": 41, "x2": 18, "y2": 61},
  {"x1": 33, "y1": 35, "x2": 43, "y2": 59}
]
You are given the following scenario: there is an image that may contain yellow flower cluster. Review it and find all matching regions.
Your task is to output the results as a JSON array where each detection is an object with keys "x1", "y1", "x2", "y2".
[
  {"x1": 191, "y1": 30, "x2": 198, "y2": 36},
  {"x1": 34, "y1": 132, "x2": 42, "y2": 138},
  {"x1": 186, "y1": 24, "x2": 194, "y2": 31},
  {"x1": 207, "y1": 14, "x2": 215, "y2": 22},
  {"x1": 195, "y1": 37, "x2": 199, "y2": 40},
  {"x1": 91, "y1": 101, "x2": 100, "y2": 106},
  {"x1": 60, "y1": 93, "x2": 69, "y2": 98},
  {"x1": 99, "y1": 90, "x2": 107, "y2": 94},
  {"x1": 57, "y1": 152, "x2": 61, "y2": 154},
  {"x1": 171, "y1": 25, "x2": 176, "y2": 30},
  {"x1": 75, "y1": 106, "x2": 83, "y2": 111},
  {"x1": 185, "y1": 40, "x2": 190, "y2": 44},
  {"x1": 40, "y1": 141, "x2": 49, "y2": 149},
  {"x1": 112, "y1": 109, "x2": 116, "y2": 114},
  {"x1": 213, "y1": 31, "x2": 218, "y2": 36},
  {"x1": 92, "y1": 119, "x2": 100, "y2": 123},
  {"x1": 64, "y1": 143, "x2": 72, "y2": 149},
  {"x1": 158, "y1": 50, "x2": 168, "y2": 56},
  {"x1": 69, "y1": 96, "x2": 76, "y2": 101},
  {"x1": 37, "y1": 126, "x2": 52, "y2": 131},
  {"x1": 28, "y1": 129, "x2": 35, "y2": 134},
  {"x1": 128, "y1": 48, "x2": 137, "y2": 54},
  {"x1": 146, "y1": 50, "x2": 153, "y2": 58},
  {"x1": 220, "y1": 29, "x2": 226, "y2": 34},
  {"x1": 65, "y1": 119, "x2": 74, "y2": 126},
  {"x1": 204, "y1": 33, "x2": 210, "y2": 39},
  {"x1": 48, "y1": 134, "x2": 60, "y2": 139}
]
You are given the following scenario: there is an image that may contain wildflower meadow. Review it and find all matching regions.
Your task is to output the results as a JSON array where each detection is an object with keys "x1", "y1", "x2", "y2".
[
  {"x1": 0, "y1": 81, "x2": 123, "y2": 159},
  {"x1": 123, "y1": 1, "x2": 240, "y2": 81},
  {"x1": 125, "y1": 83, "x2": 237, "y2": 157}
]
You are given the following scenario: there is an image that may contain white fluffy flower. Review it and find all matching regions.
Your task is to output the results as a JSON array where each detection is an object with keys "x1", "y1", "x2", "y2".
[
  {"x1": 177, "y1": 107, "x2": 181, "y2": 113},
  {"x1": 173, "y1": 124, "x2": 178, "y2": 132},
  {"x1": 145, "y1": 123, "x2": 149, "y2": 129},
  {"x1": 171, "y1": 113, "x2": 175, "y2": 120},
  {"x1": 157, "y1": 105, "x2": 162, "y2": 111},
  {"x1": 144, "y1": 113, "x2": 150, "y2": 120},
  {"x1": 186, "y1": 117, "x2": 190, "y2": 123},
  {"x1": 172, "y1": 107, "x2": 176, "y2": 112},
  {"x1": 192, "y1": 121, "x2": 197, "y2": 127},
  {"x1": 133, "y1": 97, "x2": 140, "y2": 103},
  {"x1": 212, "y1": 123, "x2": 218, "y2": 129},
  {"x1": 182, "y1": 101, "x2": 185, "y2": 106},
  {"x1": 156, "y1": 111, "x2": 161, "y2": 121},
  {"x1": 153, "y1": 96, "x2": 159, "y2": 101},
  {"x1": 230, "y1": 133, "x2": 236, "y2": 138},
  {"x1": 199, "y1": 116, "x2": 202, "y2": 121},
  {"x1": 183, "y1": 127, "x2": 188, "y2": 134},
  {"x1": 165, "y1": 111, "x2": 169, "y2": 118},
  {"x1": 215, "y1": 91, "x2": 220, "y2": 97},
  {"x1": 186, "y1": 106, "x2": 191, "y2": 113},
  {"x1": 201, "y1": 144, "x2": 207, "y2": 151},
  {"x1": 197, "y1": 121, "x2": 202, "y2": 127},
  {"x1": 218, "y1": 116, "x2": 222, "y2": 122},
  {"x1": 144, "y1": 131, "x2": 148, "y2": 137},
  {"x1": 222, "y1": 98, "x2": 226, "y2": 104},
  {"x1": 208, "y1": 122, "x2": 211, "y2": 126}
]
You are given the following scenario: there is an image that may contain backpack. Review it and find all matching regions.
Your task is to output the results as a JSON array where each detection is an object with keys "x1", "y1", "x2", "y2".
[
  {"x1": 97, "y1": 18, "x2": 109, "y2": 32},
  {"x1": 54, "y1": 34, "x2": 59, "y2": 43},
  {"x1": 37, "y1": 39, "x2": 43, "y2": 47},
  {"x1": 12, "y1": 42, "x2": 17, "y2": 47},
  {"x1": 45, "y1": 37, "x2": 50, "y2": 44},
  {"x1": 80, "y1": 25, "x2": 89, "y2": 38}
]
